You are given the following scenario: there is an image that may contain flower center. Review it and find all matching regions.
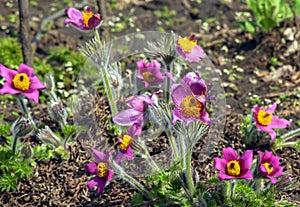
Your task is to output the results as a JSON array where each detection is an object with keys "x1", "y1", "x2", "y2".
[
  {"x1": 257, "y1": 110, "x2": 273, "y2": 126},
  {"x1": 180, "y1": 95, "x2": 203, "y2": 119},
  {"x1": 120, "y1": 135, "x2": 132, "y2": 151},
  {"x1": 12, "y1": 73, "x2": 31, "y2": 91},
  {"x1": 82, "y1": 10, "x2": 94, "y2": 28},
  {"x1": 97, "y1": 162, "x2": 108, "y2": 178},
  {"x1": 226, "y1": 160, "x2": 241, "y2": 176},
  {"x1": 142, "y1": 71, "x2": 155, "y2": 83},
  {"x1": 177, "y1": 36, "x2": 197, "y2": 53},
  {"x1": 263, "y1": 162, "x2": 274, "y2": 175}
]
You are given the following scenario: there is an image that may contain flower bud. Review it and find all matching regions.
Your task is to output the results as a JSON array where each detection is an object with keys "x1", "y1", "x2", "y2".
[
  {"x1": 37, "y1": 126, "x2": 61, "y2": 148},
  {"x1": 20, "y1": 142, "x2": 33, "y2": 159},
  {"x1": 11, "y1": 116, "x2": 33, "y2": 139},
  {"x1": 48, "y1": 101, "x2": 68, "y2": 128}
]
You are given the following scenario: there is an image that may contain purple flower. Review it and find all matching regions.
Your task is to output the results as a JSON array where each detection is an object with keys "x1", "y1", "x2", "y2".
[
  {"x1": 252, "y1": 102, "x2": 291, "y2": 141},
  {"x1": 258, "y1": 150, "x2": 283, "y2": 184},
  {"x1": 214, "y1": 147, "x2": 253, "y2": 180},
  {"x1": 176, "y1": 35, "x2": 206, "y2": 62},
  {"x1": 136, "y1": 60, "x2": 165, "y2": 88},
  {"x1": 86, "y1": 148, "x2": 114, "y2": 194},
  {"x1": 0, "y1": 63, "x2": 45, "y2": 103},
  {"x1": 113, "y1": 94, "x2": 153, "y2": 126},
  {"x1": 64, "y1": 7, "x2": 102, "y2": 30},
  {"x1": 115, "y1": 123, "x2": 142, "y2": 162},
  {"x1": 171, "y1": 73, "x2": 210, "y2": 126}
]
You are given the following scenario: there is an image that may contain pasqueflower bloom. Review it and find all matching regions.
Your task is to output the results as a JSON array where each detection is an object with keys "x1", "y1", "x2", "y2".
[
  {"x1": 252, "y1": 102, "x2": 291, "y2": 141},
  {"x1": 214, "y1": 147, "x2": 253, "y2": 180},
  {"x1": 176, "y1": 35, "x2": 206, "y2": 62},
  {"x1": 86, "y1": 148, "x2": 114, "y2": 194},
  {"x1": 182, "y1": 71, "x2": 208, "y2": 96},
  {"x1": 64, "y1": 7, "x2": 102, "y2": 30},
  {"x1": 171, "y1": 73, "x2": 210, "y2": 126},
  {"x1": 115, "y1": 124, "x2": 142, "y2": 162},
  {"x1": 257, "y1": 150, "x2": 283, "y2": 184},
  {"x1": 0, "y1": 63, "x2": 45, "y2": 103},
  {"x1": 113, "y1": 94, "x2": 153, "y2": 126},
  {"x1": 136, "y1": 60, "x2": 165, "y2": 88}
]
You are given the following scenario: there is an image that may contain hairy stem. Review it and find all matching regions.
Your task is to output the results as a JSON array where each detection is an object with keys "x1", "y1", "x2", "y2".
[
  {"x1": 281, "y1": 128, "x2": 300, "y2": 142},
  {"x1": 185, "y1": 147, "x2": 195, "y2": 196},
  {"x1": 166, "y1": 129, "x2": 179, "y2": 160}
]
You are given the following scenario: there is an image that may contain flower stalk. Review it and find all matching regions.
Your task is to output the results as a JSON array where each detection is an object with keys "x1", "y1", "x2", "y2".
[{"x1": 185, "y1": 147, "x2": 195, "y2": 196}]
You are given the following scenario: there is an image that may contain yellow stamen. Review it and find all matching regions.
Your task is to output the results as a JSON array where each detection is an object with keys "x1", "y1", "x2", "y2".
[
  {"x1": 12, "y1": 73, "x2": 31, "y2": 91},
  {"x1": 257, "y1": 110, "x2": 273, "y2": 126},
  {"x1": 142, "y1": 71, "x2": 155, "y2": 83},
  {"x1": 82, "y1": 10, "x2": 94, "y2": 28},
  {"x1": 120, "y1": 135, "x2": 132, "y2": 151},
  {"x1": 226, "y1": 160, "x2": 241, "y2": 176},
  {"x1": 177, "y1": 36, "x2": 197, "y2": 53},
  {"x1": 263, "y1": 162, "x2": 274, "y2": 175},
  {"x1": 97, "y1": 162, "x2": 108, "y2": 178},
  {"x1": 180, "y1": 95, "x2": 203, "y2": 118}
]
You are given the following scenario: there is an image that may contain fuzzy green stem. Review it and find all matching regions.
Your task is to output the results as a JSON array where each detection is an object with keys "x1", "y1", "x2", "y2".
[
  {"x1": 255, "y1": 178, "x2": 263, "y2": 194},
  {"x1": 12, "y1": 134, "x2": 19, "y2": 154},
  {"x1": 121, "y1": 169, "x2": 152, "y2": 199},
  {"x1": 223, "y1": 181, "x2": 232, "y2": 200},
  {"x1": 166, "y1": 129, "x2": 179, "y2": 160},
  {"x1": 274, "y1": 141, "x2": 296, "y2": 149},
  {"x1": 185, "y1": 147, "x2": 195, "y2": 195},
  {"x1": 281, "y1": 128, "x2": 300, "y2": 142},
  {"x1": 179, "y1": 134, "x2": 186, "y2": 169}
]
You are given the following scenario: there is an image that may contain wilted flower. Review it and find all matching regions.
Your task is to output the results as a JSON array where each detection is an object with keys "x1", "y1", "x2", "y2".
[
  {"x1": 86, "y1": 148, "x2": 114, "y2": 194},
  {"x1": 115, "y1": 124, "x2": 142, "y2": 162},
  {"x1": 0, "y1": 63, "x2": 45, "y2": 103},
  {"x1": 214, "y1": 147, "x2": 253, "y2": 180},
  {"x1": 171, "y1": 73, "x2": 210, "y2": 126},
  {"x1": 37, "y1": 126, "x2": 61, "y2": 148},
  {"x1": 136, "y1": 60, "x2": 165, "y2": 88},
  {"x1": 64, "y1": 7, "x2": 102, "y2": 31},
  {"x1": 176, "y1": 35, "x2": 206, "y2": 62},
  {"x1": 252, "y1": 102, "x2": 291, "y2": 141},
  {"x1": 113, "y1": 94, "x2": 153, "y2": 126},
  {"x1": 257, "y1": 150, "x2": 283, "y2": 184}
]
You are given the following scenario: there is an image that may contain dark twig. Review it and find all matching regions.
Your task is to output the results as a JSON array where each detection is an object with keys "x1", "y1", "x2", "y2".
[{"x1": 18, "y1": 0, "x2": 33, "y2": 66}]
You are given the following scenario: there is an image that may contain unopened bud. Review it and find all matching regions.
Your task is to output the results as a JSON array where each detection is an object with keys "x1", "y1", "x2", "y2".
[
  {"x1": 48, "y1": 101, "x2": 68, "y2": 128},
  {"x1": 37, "y1": 126, "x2": 61, "y2": 148},
  {"x1": 20, "y1": 142, "x2": 33, "y2": 159},
  {"x1": 11, "y1": 116, "x2": 33, "y2": 139}
]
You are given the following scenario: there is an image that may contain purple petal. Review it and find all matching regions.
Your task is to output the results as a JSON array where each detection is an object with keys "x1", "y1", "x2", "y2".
[
  {"x1": 270, "y1": 166, "x2": 283, "y2": 177},
  {"x1": 86, "y1": 162, "x2": 98, "y2": 174},
  {"x1": 113, "y1": 109, "x2": 143, "y2": 126},
  {"x1": 127, "y1": 95, "x2": 152, "y2": 111},
  {"x1": 107, "y1": 169, "x2": 114, "y2": 182},
  {"x1": 266, "y1": 102, "x2": 277, "y2": 114},
  {"x1": 256, "y1": 124, "x2": 277, "y2": 141},
  {"x1": 91, "y1": 148, "x2": 107, "y2": 163},
  {"x1": 262, "y1": 151, "x2": 273, "y2": 163},
  {"x1": 267, "y1": 175, "x2": 278, "y2": 184},
  {"x1": 268, "y1": 116, "x2": 291, "y2": 129},
  {"x1": 0, "y1": 82, "x2": 20, "y2": 95},
  {"x1": 171, "y1": 83, "x2": 188, "y2": 106},
  {"x1": 200, "y1": 111, "x2": 211, "y2": 126},
  {"x1": 22, "y1": 90, "x2": 40, "y2": 103},
  {"x1": 127, "y1": 123, "x2": 142, "y2": 137},
  {"x1": 29, "y1": 76, "x2": 46, "y2": 90},
  {"x1": 185, "y1": 45, "x2": 205, "y2": 62},
  {"x1": 239, "y1": 150, "x2": 253, "y2": 170},
  {"x1": 0, "y1": 64, "x2": 16, "y2": 81},
  {"x1": 96, "y1": 177, "x2": 107, "y2": 194},
  {"x1": 87, "y1": 176, "x2": 101, "y2": 189},
  {"x1": 147, "y1": 61, "x2": 161, "y2": 69},
  {"x1": 251, "y1": 105, "x2": 260, "y2": 115},
  {"x1": 214, "y1": 157, "x2": 227, "y2": 172},
  {"x1": 218, "y1": 173, "x2": 235, "y2": 180},
  {"x1": 238, "y1": 169, "x2": 253, "y2": 180},
  {"x1": 122, "y1": 146, "x2": 134, "y2": 161},
  {"x1": 136, "y1": 60, "x2": 147, "y2": 70},
  {"x1": 222, "y1": 147, "x2": 238, "y2": 162},
  {"x1": 17, "y1": 63, "x2": 34, "y2": 76},
  {"x1": 65, "y1": 7, "x2": 82, "y2": 22},
  {"x1": 88, "y1": 14, "x2": 101, "y2": 29},
  {"x1": 171, "y1": 108, "x2": 183, "y2": 124}
]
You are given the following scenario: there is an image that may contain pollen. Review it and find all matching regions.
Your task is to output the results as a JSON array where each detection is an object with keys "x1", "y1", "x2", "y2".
[
  {"x1": 97, "y1": 162, "x2": 108, "y2": 178},
  {"x1": 142, "y1": 71, "x2": 156, "y2": 83},
  {"x1": 120, "y1": 135, "x2": 132, "y2": 151},
  {"x1": 180, "y1": 95, "x2": 203, "y2": 119},
  {"x1": 177, "y1": 36, "x2": 197, "y2": 53},
  {"x1": 257, "y1": 110, "x2": 273, "y2": 126},
  {"x1": 263, "y1": 162, "x2": 274, "y2": 175},
  {"x1": 12, "y1": 73, "x2": 31, "y2": 91},
  {"x1": 82, "y1": 10, "x2": 94, "y2": 28},
  {"x1": 226, "y1": 160, "x2": 241, "y2": 176}
]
